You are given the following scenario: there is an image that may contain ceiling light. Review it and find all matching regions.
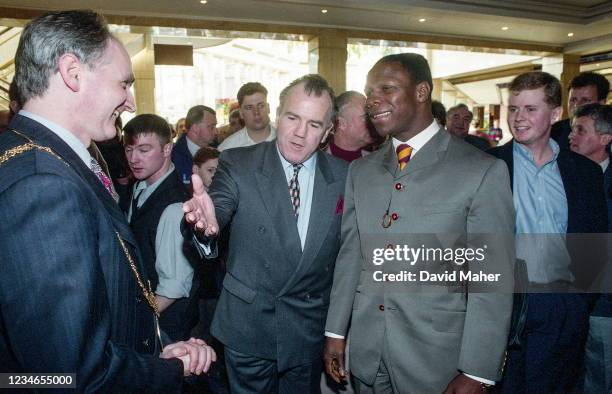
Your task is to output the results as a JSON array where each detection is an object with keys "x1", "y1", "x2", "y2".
[
  {"x1": 200, "y1": 0, "x2": 207, "y2": 3},
  {"x1": 418, "y1": 18, "x2": 426, "y2": 23},
  {"x1": 567, "y1": 32, "x2": 574, "y2": 37},
  {"x1": 501, "y1": 26, "x2": 509, "y2": 31},
  {"x1": 321, "y1": 9, "x2": 328, "y2": 13}
]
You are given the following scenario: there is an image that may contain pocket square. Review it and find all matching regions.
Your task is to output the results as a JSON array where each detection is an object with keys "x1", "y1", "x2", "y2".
[{"x1": 335, "y1": 197, "x2": 344, "y2": 215}]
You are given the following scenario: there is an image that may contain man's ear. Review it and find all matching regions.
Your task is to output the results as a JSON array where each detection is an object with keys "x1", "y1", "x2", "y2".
[
  {"x1": 416, "y1": 81, "x2": 431, "y2": 103},
  {"x1": 163, "y1": 142, "x2": 173, "y2": 157},
  {"x1": 192, "y1": 164, "x2": 199, "y2": 175},
  {"x1": 322, "y1": 123, "x2": 334, "y2": 143},
  {"x1": 600, "y1": 133, "x2": 612, "y2": 147},
  {"x1": 57, "y1": 53, "x2": 82, "y2": 92},
  {"x1": 551, "y1": 106, "x2": 562, "y2": 124}
]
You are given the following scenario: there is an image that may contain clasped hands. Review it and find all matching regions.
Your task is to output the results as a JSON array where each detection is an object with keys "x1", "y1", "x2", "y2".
[
  {"x1": 160, "y1": 337, "x2": 217, "y2": 376},
  {"x1": 183, "y1": 174, "x2": 219, "y2": 236}
]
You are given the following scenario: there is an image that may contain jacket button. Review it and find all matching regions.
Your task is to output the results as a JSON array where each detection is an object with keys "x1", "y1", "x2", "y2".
[
  {"x1": 391, "y1": 213, "x2": 399, "y2": 221},
  {"x1": 379, "y1": 304, "x2": 385, "y2": 311},
  {"x1": 305, "y1": 293, "x2": 311, "y2": 300},
  {"x1": 142, "y1": 338, "x2": 149, "y2": 348},
  {"x1": 258, "y1": 226, "x2": 266, "y2": 233},
  {"x1": 395, "y1": 183, "x2": 403, "y2": 191},
  {"x1": 135, "y1": 296, "x2": 142, "y2": 303}
]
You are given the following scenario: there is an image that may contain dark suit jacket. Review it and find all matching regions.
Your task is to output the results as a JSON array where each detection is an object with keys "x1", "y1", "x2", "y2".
[
  {"x1": 171, "y1": 134, "x2": 193, "y2": 185},
  {"x1": 550, "y1": 118, "x2": 571, "y2": 150},
  {"x1": 206, "y1": 141, "x2": 348, "y2": 371},
  {"x1": 0, "y1": 115, "x2": 183, "y2": 392},
  {"x1": 489, "y1": 140, "x2": 608, "y2": 289}
]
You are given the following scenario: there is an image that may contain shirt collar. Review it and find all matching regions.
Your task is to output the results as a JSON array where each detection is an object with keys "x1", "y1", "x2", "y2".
[
  {"x1": 19, "y1": 110, "x2": 92, "y2": 167},
  {"x1": 599, "y1": 157, "x2": 609, "y2": 172},
  {"x1": 134, "y1": 163, "x2": 176, "y2": 196},
  {"x1": 276, "y1": 144, "x2": 317, "y2": 173},
  {"x1": 392, "y1": 120, "x2": 439, "y2": 157},
  {"x1": 186, "y1": 136, "x2": 200, "y2": 157},
  {"x1": 514, "y1": 138, "x2": 560, "y2": 167}
]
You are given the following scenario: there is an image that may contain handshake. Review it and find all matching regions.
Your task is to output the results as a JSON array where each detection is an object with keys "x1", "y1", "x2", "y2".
[{"x1": 160, "y1": 337, "x2": 217, "y2": 376}]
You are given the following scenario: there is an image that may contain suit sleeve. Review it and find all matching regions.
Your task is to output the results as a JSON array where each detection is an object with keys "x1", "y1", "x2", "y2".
[
  {"x1": 209, "y1": 152, "x2": 240, "y2": 230},
  {"x1": 0, "y1": 174, "x2": 183, "y2": 392},
  {"x1": 325, "y1": 162, "x2": 363, "y2": 336},
  {"x1": 458, "y1": 159, "x2": 515, "y2": 381}
]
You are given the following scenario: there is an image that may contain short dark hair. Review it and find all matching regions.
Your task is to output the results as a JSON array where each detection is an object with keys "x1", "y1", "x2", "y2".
[
  {"x1": 237, "y1": 82, "x2": 268, "y2": 106},
  {"x1": 574, "y1": 103, "x2": 612, "y2": 135},
  {"x1": 15, "y1": 10, "x2": 112, "y2": 103},
  {"x1": 509, "y1": 71, "x2": 562, "y2": 108},
  {"x1": 431, "y1": 100, "x2": 446, "y2": 126},
  {"x1": 376, "y1": 53, "x2": 433, "y2": 98},
  {"x1": 185, "y1": 105, "x2": 216, "y2": 130},
  {"x1": 278, "y1": 74, "x2": 336, "y2": 126},
  {"x1": 193, "y1": 146, "x2": 220, "y2": 167},
  {"x1": 569, "y1": 72, "x2": 610, "y2": 101},
  {"x1": 123, "y1": 114, "x2": 172, "y2": 146}
]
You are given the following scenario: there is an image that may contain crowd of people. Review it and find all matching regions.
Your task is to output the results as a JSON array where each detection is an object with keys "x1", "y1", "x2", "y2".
[{"x1": 0, "y1": 9, "x2": 610, "y2": 394}]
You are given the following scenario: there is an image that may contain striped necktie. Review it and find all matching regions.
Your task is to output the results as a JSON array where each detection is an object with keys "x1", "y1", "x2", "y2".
[
  {"x1": 90, "y1": 157, "x2": 119, "y2": 202},
  {"x1": 288, "y1": 164, "x2": 303, "y2": 218},
  {"x1": 396, "y1": 144, "x2": 413, "y2": 171}
]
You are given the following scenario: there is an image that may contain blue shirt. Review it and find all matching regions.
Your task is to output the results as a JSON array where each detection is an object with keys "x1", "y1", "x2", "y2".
[{"x1": 513, "y1": 139, "x2": 572, "y2": 284}]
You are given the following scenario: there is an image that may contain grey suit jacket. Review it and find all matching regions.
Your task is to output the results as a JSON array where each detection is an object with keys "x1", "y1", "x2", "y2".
[
  {"x1": 325, "y1": 129, "x2": 515, "y2": 391},
  {"x1": 208, "y1": 141, "x2": 348, "y2": 371}
]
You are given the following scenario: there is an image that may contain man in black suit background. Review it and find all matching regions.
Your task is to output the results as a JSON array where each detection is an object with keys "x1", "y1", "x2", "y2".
[
  {"x1": 0, "y1": 10, "x2": 214, "y2": 392},
  {"x1": 551, "y1": 71, "x2": 609, "y2": 150}
]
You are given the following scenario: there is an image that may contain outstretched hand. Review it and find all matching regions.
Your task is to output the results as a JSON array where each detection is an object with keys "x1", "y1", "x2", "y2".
[{"x1": 183, "y1": 174, "x2": 219, "y2": 236}]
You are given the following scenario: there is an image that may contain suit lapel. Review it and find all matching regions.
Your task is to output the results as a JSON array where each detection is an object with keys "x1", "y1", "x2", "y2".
[
  {"x1": 254, "y1": 143, "x2": 303, "y2": 264},
  {"x1": 279, "y1": 152, "x2": 339, "y2": 295},
  {"x1": 381, "y1": 129, "x2": 449, "y2": 180},
  {"x1": 396, "y1": 128, "x2": 448, "y2": 180},
  {"x1": 11, "y1": 115, "x2": 138, "y2": 248}
]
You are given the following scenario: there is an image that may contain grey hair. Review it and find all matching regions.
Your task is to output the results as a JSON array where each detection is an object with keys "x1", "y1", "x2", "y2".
[
  {"x1": 574, "y1": 103, "x2": 612, "y2": 135},
  {"x1": 446, "y1": 103, "x2": 473, "y2": 120},
  {"x1": 14, "y1": 10, "x2": 112, "y2": 103},
  {"x1": 278, "y1": 74, "x2": 336, "y2": 127},
  {"x1": 336, "y1": 90, "x2": 365, "y2": 114}
]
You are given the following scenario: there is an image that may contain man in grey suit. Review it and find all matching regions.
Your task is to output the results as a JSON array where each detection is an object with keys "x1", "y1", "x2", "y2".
[
  {"x1": 185, "y1": 74, "x2": 348, "y2": 393},
  {"x1": 323, "y1": 54, "x2": 515, "y2": 393}
]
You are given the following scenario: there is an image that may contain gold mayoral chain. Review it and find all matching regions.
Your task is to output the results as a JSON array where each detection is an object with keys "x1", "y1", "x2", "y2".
[{"x1": 0, "y1": 128, "x2": 160, "y2": 320}]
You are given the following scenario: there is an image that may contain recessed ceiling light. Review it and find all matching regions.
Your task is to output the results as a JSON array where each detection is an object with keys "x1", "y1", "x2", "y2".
[
  {"x1": 418, "y1": 18, "x2": 426, "y2": 23},
  {"x1": 501, "y1": 26, "x2": 509, "y2": 31},
  {"x1": 200, "y1": 0, "x2": 207, "y2": 3},
  {"x1": 567, "y1": 32, "x2": 574, "y2": 37},
  {"x1": 321, "y1": 9, "x2": 328, "y2": 14}
]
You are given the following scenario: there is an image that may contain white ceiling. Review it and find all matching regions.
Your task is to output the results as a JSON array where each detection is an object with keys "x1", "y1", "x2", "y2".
[{"x1": 0, "y1": 0, "x2": 611, "y2": 52}]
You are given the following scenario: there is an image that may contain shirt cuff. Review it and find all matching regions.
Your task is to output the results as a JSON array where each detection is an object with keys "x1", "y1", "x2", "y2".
[
  {"x1": 324, "y1": 331, "x2": 345, "y2": 339},
  {"x1": 463, "y1": 373, "x2": 495, "y2": 386},
  {"x1": 197, "y1": 240, "x2": 212, "y2": 255}
]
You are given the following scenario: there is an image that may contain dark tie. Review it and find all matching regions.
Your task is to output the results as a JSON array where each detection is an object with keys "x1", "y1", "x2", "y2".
[
  {"x1": 130, "y1": 188, "x2": 144, "y2": 222},
  {"x1": 288, "y1": 164, "x2": 303, "y2": 218},
  {"x1": 90, "y1": 157, "x2": 119, "y2": 202},
  {"x1": 396, "y1": 144, "x2": 413, "y2": 171}
]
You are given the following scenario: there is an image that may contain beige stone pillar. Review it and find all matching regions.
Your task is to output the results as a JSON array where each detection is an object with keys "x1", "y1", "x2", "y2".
[
  {"x1": 542, "y1": 54, "x2": 580, "y2": 118},
  {"x1": 431, "y1": 78, "x2": 443, "y2": 102},
  {"x1": 131, "y1": 33, "x2": 156, "y2": 115},
  {"x1": 308, "y1": 31, "x2": 347, "y2": 94}
]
